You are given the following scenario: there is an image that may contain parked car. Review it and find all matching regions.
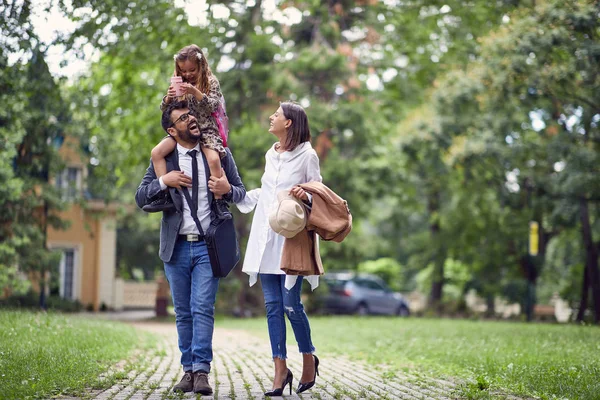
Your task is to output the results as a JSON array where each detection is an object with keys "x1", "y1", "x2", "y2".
[{"x1": 322, "y1": 272, "x2": 410, "y2": 316}]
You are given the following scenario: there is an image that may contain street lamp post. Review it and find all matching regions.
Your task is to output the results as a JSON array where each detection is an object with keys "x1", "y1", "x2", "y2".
[{"x1": 525, "y1": 221, "x2": 539, "y2": 321}]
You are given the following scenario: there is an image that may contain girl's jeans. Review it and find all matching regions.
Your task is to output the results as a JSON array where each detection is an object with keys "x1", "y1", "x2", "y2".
[{"x1": 259, "y1": 274, "x2": 316, "y2": 359}]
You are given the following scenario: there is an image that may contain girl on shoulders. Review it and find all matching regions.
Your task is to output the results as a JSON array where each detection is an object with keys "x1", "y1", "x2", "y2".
[{"x1": 144, "y1": 44, "x2": 230, "y2": 219}]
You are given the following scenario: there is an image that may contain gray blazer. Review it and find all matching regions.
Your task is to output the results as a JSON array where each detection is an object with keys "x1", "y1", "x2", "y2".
[{"x1": 135, "y1": 147, "x2": 246, "y2": 262}]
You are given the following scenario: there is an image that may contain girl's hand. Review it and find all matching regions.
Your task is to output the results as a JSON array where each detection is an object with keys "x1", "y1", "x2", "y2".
[
  {"x1": 181, "y1": 83, "x2": 203, "y2": 100},
  {"x1": 290, "y1": 186, "x2": 309, "y2": 202},
  {"x1": 166, "y1": 85, "x2": 177, "y2": 101}
]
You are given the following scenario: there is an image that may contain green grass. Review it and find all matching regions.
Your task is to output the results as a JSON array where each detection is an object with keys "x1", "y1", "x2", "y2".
[
  {"x1": 0, "y1": 310, "x2": 144, "y2": 399},
  {"x1": 216, "y1": 316, "x2": 600, "y2": 399}
]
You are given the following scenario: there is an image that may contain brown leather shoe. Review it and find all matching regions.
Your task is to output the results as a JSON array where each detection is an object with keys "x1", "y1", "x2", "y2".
[
  {"x1": 193, "y1": 371, "x2": 213, "y2": 395},
  {"x1": 172, "y1": 371, "x2": 194, "y2": 393}
]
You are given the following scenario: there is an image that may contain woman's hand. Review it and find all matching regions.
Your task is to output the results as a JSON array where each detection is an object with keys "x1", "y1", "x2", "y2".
[
  {"x1": 181, "y1": 83, "x2": 203, "y2": 100},
  {"x1": 290, "y1": 186, "x2": 308, "y2": 202}
]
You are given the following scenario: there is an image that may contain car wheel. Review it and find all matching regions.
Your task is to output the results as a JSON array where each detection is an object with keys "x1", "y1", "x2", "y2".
[
  {"x1": 356, "y1": 303, "x2": 369, "y2": 316},
  {"x1": 396, "y1": 305, "x2": 410, "y2": 317}
]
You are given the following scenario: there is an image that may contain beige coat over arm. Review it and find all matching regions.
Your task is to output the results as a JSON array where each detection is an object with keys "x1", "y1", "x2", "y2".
[{"x1": 280, "y1": 182, "x2": 352, "y2": 276}]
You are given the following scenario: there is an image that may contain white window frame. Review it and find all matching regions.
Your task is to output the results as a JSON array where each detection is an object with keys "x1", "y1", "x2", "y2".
[
  {"x1": 58, "y1": 248, "x2": 79, "y2": 300},
  {"x1": 55, "y1": 167, "x2": 82, "y2": 201}
]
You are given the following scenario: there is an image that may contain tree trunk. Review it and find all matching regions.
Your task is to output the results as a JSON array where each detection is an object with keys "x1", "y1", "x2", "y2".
[
  {"x1": 39, "y1": 189, "x2": 49, "y2": 310},
  {"x1": 428, "y1": 190, "x2": 444, "y2": 311},
  {"x1": 520, "y1": 213, "x2": 551, "y2": 322},
  {"x1": 430, "y1": 249, "x2": 444, "y2": 311},
  {"x1": 250, "y1": 0, "x2": 262, "y2": 26},
  {"x1": 520, "y1": 255, "x2": 537, "y2": 322},
  {"x1": 486, "y1": 294, "x2": 495, "y2": 317},
  {"x1": 576, "y1": 264, "x2": 590, "y2": 322},
  {"x1": 430, "y1": 278, "x2": 443, "y2": 309},
  {"x1": 579, "y1": 198, "x2": 600, "y2": 323}
]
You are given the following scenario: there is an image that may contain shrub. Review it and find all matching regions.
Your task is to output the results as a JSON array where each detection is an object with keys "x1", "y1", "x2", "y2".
[
  {"x1": 0, "y1": 291, "x2": 83, "y2": 312},
  {"x1": 46, "y1": 296, "x2": 83, "y2": 312},
  {"x1": 302, "y1": 278, "x2": 330, "y2": 314},
  {"x1": 357, "y1": 257, "x2": 403, "y2": 290}
]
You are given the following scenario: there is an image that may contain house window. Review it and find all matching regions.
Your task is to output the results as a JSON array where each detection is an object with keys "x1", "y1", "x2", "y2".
[
  {"x1": 56, "y1": 167, "x2": 82, "y2": 201},
  {"x1": 59, "y1": 249, "x2": 77, "y2": 300}
]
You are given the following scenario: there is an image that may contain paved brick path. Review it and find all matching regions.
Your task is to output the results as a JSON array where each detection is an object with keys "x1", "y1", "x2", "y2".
[{"x1": 75, "y1": 322, "x2": 463, "y2": 399}]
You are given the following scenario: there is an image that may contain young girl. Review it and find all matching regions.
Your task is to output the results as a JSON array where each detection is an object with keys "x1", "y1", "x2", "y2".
[{"x1": 144, "y1": 44, "x2": 231, "y2": 219}]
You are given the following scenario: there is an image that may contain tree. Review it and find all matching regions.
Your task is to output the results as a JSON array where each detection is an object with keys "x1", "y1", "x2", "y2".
[
  {"x1": 1, "y1": 1, "x2": 71, "y2": 304},
  {"x1": 28, "y1": 0, "x2": 598, "y2": 319},
  {"x1": 400, "y1": 0, "x2": 600, "y2": 320},
  {"x1": 476, "y1": 0, "x2": 600, "y2": 322}
]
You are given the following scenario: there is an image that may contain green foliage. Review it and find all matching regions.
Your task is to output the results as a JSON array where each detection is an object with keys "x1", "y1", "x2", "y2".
[
  {"x1": 4, "y1": 0, "x2": 600, "y2": 316},
  {"x1": 357, "y1": 257, "x2": 403, "y2": 290},
  {"x1": 0, "y1": 266, "x2": 30, "y2": 296},
  {"x1": 380, "y1": 0, "x2": 600, "y2": 313},
  {"x1": 476, "y1": 374, "x2": 491, "y2": 391},
  {"x1": 538, "y1": 228, "x2": 584, "y2": 304},
  {"x1": 116, "y1": 211, "x2": 163, "y2": 280},
  {"x1": 415, "y1": 259, "x2": 471, "y2": 302},
  {"x1": 1, "y1": 1, "x2": 72, "y2": 294},
  {"x1": 0, "y1": 291, "x2": 83, "y2": 312},
  {"x1": 289, "y1": 47, "x2": 349, "y2": 98}
]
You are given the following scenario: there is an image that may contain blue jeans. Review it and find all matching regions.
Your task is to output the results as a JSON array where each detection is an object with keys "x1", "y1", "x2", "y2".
[
  {"x1": 260, "y1": 274, "x2": 315, "y2": 359},
  {"x1": 164, "y1": 239, "x2": 219, "y2": 373}
]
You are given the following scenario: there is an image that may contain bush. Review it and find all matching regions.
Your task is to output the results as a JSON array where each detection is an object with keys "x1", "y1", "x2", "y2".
[
  {"x1": 0, "y1": 291, "x2": 39, "y2": 308},
  {"x1": 302, "y1": 278, "x2": 330, "y2": 314},
  {"x1": 357, "y1": 258, "x2": 403, "y2": 290},
  {"x1": 46, "y1": 296, "x2": 83, "y2": 312},
  {"x1": 0, "y1": 291, "x2": 83, "y2": 312},
  {"x1": 216, "y1": 277, "x2": 242, "y2": 315},
  {"x1": 0, "y1": 265, "x2": 31, "y2": 295}
]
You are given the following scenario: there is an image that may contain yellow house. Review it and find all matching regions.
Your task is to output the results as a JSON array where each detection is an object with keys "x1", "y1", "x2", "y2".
[{"x1": 46, "y1": 136, "x2": 122, "y2": 311}]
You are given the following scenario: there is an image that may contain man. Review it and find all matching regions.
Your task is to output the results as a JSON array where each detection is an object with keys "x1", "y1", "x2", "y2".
[{"x1": 135, "y1": 100, "x2": 246, "y2": 394}]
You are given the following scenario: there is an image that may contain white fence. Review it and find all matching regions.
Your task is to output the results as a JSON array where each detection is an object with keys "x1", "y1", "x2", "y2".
[{"x1": 122, "y1": 281, "x2": 158, "y2": 309}]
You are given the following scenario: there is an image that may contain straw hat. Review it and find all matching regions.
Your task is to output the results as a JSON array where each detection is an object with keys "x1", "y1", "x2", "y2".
[{"x1": 268, "y1": 190, "x2": 307, "y2": 238}]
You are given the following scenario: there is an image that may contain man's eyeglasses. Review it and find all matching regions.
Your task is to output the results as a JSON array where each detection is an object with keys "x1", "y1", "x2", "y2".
[{"x1": 171, "y1": 112, "x2": 192, "y2": 126}]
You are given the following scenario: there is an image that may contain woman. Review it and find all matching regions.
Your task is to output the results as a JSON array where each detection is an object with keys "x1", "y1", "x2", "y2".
[{"x1": 237, "y1": 102, "x2": 321, "y2": 396}]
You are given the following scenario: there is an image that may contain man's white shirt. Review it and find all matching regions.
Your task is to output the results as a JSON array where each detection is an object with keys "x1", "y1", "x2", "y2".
[{"x1": 159, "y1": 143, "x2": 211, "y2": 234}]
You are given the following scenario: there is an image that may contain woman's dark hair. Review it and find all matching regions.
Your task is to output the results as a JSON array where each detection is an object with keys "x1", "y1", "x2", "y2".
[
  {"x1": 281, "y1": 102, "x2": 311, "y2": 151},
  {"x1": 161, "y1": 100, "x2": 189, "y2": 132}
]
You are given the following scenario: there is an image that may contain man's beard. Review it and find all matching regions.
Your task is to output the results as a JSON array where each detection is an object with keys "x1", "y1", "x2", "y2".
[{"x1": 176, "y1": 125, "x2": 201, "y2": 145}]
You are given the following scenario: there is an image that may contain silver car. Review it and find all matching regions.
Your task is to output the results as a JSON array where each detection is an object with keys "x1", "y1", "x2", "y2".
[{"x1": 323, "y1": 272, "x2": 410, "y2": 316}]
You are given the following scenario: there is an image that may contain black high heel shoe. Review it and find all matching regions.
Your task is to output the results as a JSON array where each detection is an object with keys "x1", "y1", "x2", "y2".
[
  {"x1": 296, "y1": 355, "x2": 319, "y2": 394},
  {"x1": 264, "y1": 368, "x2": 293, "y2": 397}
]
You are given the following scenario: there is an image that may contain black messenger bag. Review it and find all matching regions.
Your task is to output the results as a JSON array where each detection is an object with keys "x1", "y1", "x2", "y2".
[
  {"x1": 181, "y1": 187, "x2": 240, "y2": 278},
  {"x1": 204, "y1": 216, "x2": 240, "y2": 277}
]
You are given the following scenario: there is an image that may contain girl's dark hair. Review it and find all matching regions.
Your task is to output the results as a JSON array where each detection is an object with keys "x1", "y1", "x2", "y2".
[
  {"x1": 174, "y1": 44, "x2": 212, "y2": 94},
  {"x1": 281, "y1": 102, "x2": 311, "y2": 151}
]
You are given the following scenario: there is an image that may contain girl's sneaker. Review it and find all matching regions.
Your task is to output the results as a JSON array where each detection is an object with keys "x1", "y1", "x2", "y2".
[
  {"x1": 213, "y1": 198, "x2": 232, "y2": 220},
  {"x1": 143, "y1": 192, "x2": 176, "y2": 213}
]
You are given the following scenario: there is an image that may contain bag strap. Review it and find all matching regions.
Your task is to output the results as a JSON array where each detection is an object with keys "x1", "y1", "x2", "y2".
[{"x1": 181, "y1": 187, "x2": 205, "y2": 237}]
